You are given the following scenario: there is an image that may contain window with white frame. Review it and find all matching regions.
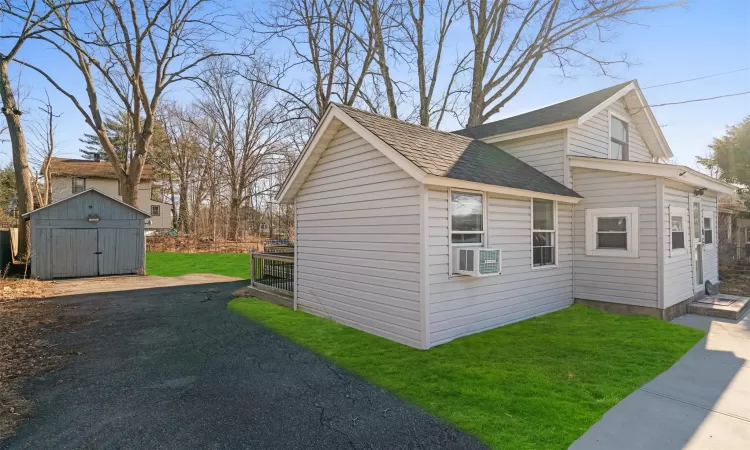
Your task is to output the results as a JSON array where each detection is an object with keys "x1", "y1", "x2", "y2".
[
  {"x1": 669, "y1": 206, "x2": 686, "y2": 254},
  {"x1": 72, "y1": 177, "x2": 86, "y2": 194},
  {"x1": 585, "y1": 207, "x2": 639, "y2": 258},
  {"x1": 532, "y1": 199, "x2": 556, "y2": 267},
  {"x1": 703, "y1": 211, "x2": 714, "y2": 247},
  {"x1": 610, "y1": 113, "x2": 629, "y2": 161},
  {"x1": 450, "y1": 191, "x2": 484, "y2": 245},
  {"x1": 151, "y1": 205, "x2": 161, "y2": 217}
]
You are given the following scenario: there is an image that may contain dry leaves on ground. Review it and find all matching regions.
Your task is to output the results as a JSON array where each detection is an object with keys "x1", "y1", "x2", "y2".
[
  {"x1": 0, "y1": 278, "x2": 80, "y2": 440},
  {"x1": 720, "y1": 276, "x2": 750, "y2": 296}
]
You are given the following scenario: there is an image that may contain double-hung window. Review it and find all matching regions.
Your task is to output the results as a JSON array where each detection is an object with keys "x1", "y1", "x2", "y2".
[
  {"x1": 532, "y1": 199, "x2": 556, "y2": 267},
  {"x1": 585, "y1": 207, "x2": 639, "y2": 258},
  {"x1": 450, "y1": 191, "x2": 484, "y2": 245},
  {"x1": 703, "y1": 212, "x2": 714, "y2": 247},
  {"x1": 72, "y1": 177, "x2": 86, "y2": 194},
  {"x1": 610, "y1": 113, "x2": 629, "y2": 161},
  {"x1": 669, "y1": 206, "x2": 687, "y2": 255},
  {"x1": 151, "y1": 205, "x2": 161, "y2": 217}
]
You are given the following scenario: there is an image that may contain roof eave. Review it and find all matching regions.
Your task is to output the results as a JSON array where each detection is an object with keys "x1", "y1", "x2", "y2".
[
  {"x1": 481, "y1": 119, "x2": 578, "y2": 143},
  {"x1": 422, "y1": 175, "x2": 582, "y2": 204},
  {"x1": 569, "y1": 156, "x2": 735, "y2": 195}
]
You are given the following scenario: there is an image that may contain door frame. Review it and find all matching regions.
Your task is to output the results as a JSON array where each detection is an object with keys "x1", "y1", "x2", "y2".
[{"x1": 689, "y1": 195, "x2": 704, "y2": 292}]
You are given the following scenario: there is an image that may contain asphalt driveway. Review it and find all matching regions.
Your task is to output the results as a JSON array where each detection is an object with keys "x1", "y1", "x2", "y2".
[{"x1": 2, "y1": 276, "x2": 483, "y2": 450}]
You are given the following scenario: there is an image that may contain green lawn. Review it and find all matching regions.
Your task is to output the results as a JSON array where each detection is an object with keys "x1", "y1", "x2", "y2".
[
  {"x1": 146, "y1": 252, "x2": 249, "y2": 278},
  {"x1": 229, "y1": 298, "x2": 704, "y2": 450}
]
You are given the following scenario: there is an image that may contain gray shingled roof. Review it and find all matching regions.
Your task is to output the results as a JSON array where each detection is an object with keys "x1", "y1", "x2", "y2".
[
  {"x1": 336, "y1": 105, "x2": 581, "y2": 198},
  {"x1": 454, "y1": 81, "x2": 633, "y2": 139}
]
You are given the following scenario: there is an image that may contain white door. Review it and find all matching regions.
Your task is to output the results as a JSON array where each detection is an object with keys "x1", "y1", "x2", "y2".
[
  {"x1": 51, "y1": 229, "x2": 99, "y2": 278},
  {"x1": 691, "y1": 198, "x2": 704, "y2": 289}
]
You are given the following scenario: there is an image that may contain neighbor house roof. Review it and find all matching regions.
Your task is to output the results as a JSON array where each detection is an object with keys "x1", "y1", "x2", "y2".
[
  {"x1": 454, "y1": 81, "x2": 633, "y2": 139},
  {"x1": 277, "y1": 104, "x2": 582, "y2": 204},
  {"x1": 49, "y1": 157, "x2": 154, "y2": 181}
]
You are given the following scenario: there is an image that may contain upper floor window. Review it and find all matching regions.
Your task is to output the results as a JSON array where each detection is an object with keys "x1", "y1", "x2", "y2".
[
  {"x1": 151, "y1": 205, "x2": 161, "y2": 217},
  {"x1": 72, "y1": 177, "x2": 86, "y2": 194},
  {"x1": 532, "y1": 199, "x2": 556, "y2": 267},
  {"x1": 450, "y1": 191, "x2": 484, "y2": 245},
  {"x1": 610, "y1": 113, "x2": 629, "y2": 161}
]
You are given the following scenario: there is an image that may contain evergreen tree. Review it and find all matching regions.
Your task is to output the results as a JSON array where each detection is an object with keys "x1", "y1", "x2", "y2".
[{"x1": 78, "y1": 112, "x2": 135, "y2": 165}]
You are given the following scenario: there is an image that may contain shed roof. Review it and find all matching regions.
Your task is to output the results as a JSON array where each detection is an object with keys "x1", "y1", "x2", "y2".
[
  {"x1": 49, "y1": 157, "x2": 155, "y2": 181},
  {"x1": 23, "y1": 188, "x2": 150, "y2": 219}
]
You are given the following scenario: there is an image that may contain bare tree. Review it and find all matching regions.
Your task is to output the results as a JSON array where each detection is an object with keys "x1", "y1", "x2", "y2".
[
  {"x1": 464, "y1": 0, "x2": 684, "y2": 127},
  {"x1": 19, "y1": 0, "x2": 247, "y2": 208},
  {"x1": 0, "y1": 0, "x2": 84, "y2": 258},
  {"x1": 28, "y1": 91, "x2": 60, "y2": 207},
  {"x1": 198, "y1": 59, "x2": 285, "y2": 240},
  {"x1": 256, "y1": 0, "x2": 377, "y2": 122}
]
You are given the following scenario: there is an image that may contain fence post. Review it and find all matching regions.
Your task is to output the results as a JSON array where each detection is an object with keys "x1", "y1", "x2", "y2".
[{"x1": 250, "y1": 250, "x2": 256, "y2": 287}]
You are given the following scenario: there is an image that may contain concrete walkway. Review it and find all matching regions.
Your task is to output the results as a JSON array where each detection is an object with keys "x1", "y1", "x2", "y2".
[{"x1": 570, "y1": 312, "x2": 750, "y2": 450}]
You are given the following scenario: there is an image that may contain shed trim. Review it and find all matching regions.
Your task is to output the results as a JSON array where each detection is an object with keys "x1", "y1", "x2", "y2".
[{"x1": 23, "y1": 188, "x2": 150, "y2": 219}]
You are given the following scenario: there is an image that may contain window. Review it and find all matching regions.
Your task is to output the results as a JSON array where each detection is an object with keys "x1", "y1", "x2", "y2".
[
  {"x1": 532, "y1": 199, "x2": 556, "y2": 267},
  {"x1": 610, "y1": 113, "x2": 629, "y2": 161},
  {"x1": 72, "y1": 177, "x2": 86, "y2": 194},
  {"x1": 703, "y1": 212, "x2": 714, "y2": 247},
  {"x1": 669, "y1": 206, "x2": 687, "y2": 255},
  {"x1": 151, "y1": 205, "x2": 161, "y2": 216},
  {"x1": 585, "y1": 207, "x2": 639, "y2": 258},
  {"x1": 450, "y1": 191, "x2": 483, "y2": 245}
]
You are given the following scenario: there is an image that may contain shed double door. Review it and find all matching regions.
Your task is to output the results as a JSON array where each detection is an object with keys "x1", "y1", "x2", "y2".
[{"x1": 50, "y1": 228, "x2": 141, "y2": 278}]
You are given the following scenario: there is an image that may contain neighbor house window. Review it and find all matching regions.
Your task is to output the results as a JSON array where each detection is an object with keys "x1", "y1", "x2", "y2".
[
  {"x1": 450, "y1": 191, "x2": 484, "y2": 245},
  {"x1": 703, "y1": 212, "x2": 714, "y2": 247},
  {"x1": 585, "y1": 207, "x2": 639, "y2": 258},
  {"x1": 72, "y1": 177, "x2": 86, "y2": 194},
  {"x1": 670, "y1": 206, "x2": 686, "y2": 254},
  {"x1": 532, "y1": 199, "x2": 556, "y2": 267},
  {"x1": 151, "y1": 205, "x2": 161, "y2": 216},
  {"x1": 610, "y1": 113, "x2": 629, "y2": 161}
]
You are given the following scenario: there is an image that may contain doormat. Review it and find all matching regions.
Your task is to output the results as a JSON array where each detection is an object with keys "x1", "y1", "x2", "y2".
[{"x1": 696, "y1": 298, "x2": 736, "y2": 306}]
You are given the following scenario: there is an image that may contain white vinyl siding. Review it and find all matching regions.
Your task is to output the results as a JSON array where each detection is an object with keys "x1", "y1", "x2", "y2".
[
  {"x1": 569, "y1": 98, "x2": 653, "y2": 162},
  {"x1": 572, "y1": 168, "x2": 658, "y2": 307},
  {"x1": 295, "y1": 125, "x2": 423, "y2": 348},
  {"x1": 427, "y1": 187, "x2": 573, "y2": 346},
  {"x1": 663, "y1": 183, "x2": 695, "y2": 307},
  {"x1": 495, "y1": 132, "x2": 565, "y2": 183}
]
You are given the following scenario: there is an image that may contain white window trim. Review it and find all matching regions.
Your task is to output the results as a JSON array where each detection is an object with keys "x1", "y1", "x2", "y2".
[
  {"x1": 448, "y1": 188, "x2": 488, "y2": 277},
  {"x1": 745, "y1": 227, "x2": 750, "y2": 246},
  {"x1": 531, "y1": 198, "x2": 558, "y2": 270},
  {"x1": 669, "y1": 205, "x2": 687, "y2": 257},
  {"x1": 703, "y1": 209, "x2": 715, "y2": 249},
  {"x1": 585, "y1": 207, "x2": 640, "y2": 258},
  {"x1": 608, "y1": 110, "x2": 630, "y2": 161}
]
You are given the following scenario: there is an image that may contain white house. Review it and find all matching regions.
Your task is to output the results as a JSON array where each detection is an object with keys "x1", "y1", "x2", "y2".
[
  {"x1": 48, "y1": 157, "x2": 173, "y2": 230},
  {"x1": 277, "y1": 80, "x2": 735, "y2": 349}
]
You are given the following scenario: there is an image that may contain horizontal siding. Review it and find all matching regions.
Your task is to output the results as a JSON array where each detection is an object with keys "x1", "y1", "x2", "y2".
[
  {"x1": 296, "y1": 125, "x2": 422, "y2": 348},
  {"x1": 495, "y1": 132, "x2": 565, "y2": 183},
  {"x1": 569, "y1": 98, "x2": 654, "y2": 162},
  {"x1": 427, "y1": 187, "x2": 573, "y2": 346},
  {"x1": 663, "y1": 184, "x2": 694, "y2": 307},
  {"x1": 572, "y1": 168, "x2": 659, "y2": 308}
]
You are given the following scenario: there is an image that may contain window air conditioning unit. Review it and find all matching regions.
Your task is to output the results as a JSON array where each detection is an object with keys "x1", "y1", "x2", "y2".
[{"x1": 453, "y1": 248, "x2": 502, "y2": 277}]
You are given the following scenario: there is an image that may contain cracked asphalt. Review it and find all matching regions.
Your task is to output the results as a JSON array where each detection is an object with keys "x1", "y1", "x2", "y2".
[{"x1": 2, "y1": 278, "x2": 485, "y2": 450}]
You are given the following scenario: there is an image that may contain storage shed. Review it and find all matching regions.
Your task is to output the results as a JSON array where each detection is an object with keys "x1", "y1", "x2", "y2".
[{"x1": 23, "y1": 188, "x2": 149, "y2": 280}]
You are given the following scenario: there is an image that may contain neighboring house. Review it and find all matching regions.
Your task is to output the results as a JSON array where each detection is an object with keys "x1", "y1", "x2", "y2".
[
  {"x1": 48, "y1": 157, "x2": 173, "y2": 230},
  {"x1": 277, "y1": 80, "x2": 735, "y2": 349}
]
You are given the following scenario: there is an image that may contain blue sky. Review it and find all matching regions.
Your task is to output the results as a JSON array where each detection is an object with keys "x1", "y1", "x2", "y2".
[{"x1": 1, "y1": 0, "x2": 748, "y2": 170}]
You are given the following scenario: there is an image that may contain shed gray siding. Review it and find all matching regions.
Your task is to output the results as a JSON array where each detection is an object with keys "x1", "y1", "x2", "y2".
[
  {"x1": 495, "y1": 131, "x2": 565, "y2": 184},
  {"x1": 569, "y1": 98, "x2": 653, "y2": 162},
  {"x1": 426, "y1": 187, "x2": 573, "y2": 346},
  {"x1": 29, "y1": 190, "x2": 146, "y2": 280},
  {"x1": 294, "y1": 125, "x2": 423, "y2": 348},
  {"x1": 572, "y1": 168, "x2": 659, "y2": 308}
]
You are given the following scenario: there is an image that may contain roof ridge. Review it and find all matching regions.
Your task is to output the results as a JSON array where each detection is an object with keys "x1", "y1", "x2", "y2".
[
  {"x1": 334, "y1": 103, "x2": 474, "y2": 141},
  {"x1": 459, "y1": 79, "x2": 635, "y2": 133}
]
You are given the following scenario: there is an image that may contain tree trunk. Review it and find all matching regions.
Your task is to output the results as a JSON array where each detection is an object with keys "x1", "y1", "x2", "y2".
[
  {"x1": 178, "y1": 182, "x2": 190, "y2": 233},
  {"x1": 0, "y1": 60, "x2": 33, "y2": 260},
  {"x1": 227, "y1": 189, "x2": 241, "y2": 241}
]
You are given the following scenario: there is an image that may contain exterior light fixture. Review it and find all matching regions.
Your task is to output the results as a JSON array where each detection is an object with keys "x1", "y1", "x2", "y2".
[{"x1": 87, "y1": 214, "x2": 101, "y2": 223}]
